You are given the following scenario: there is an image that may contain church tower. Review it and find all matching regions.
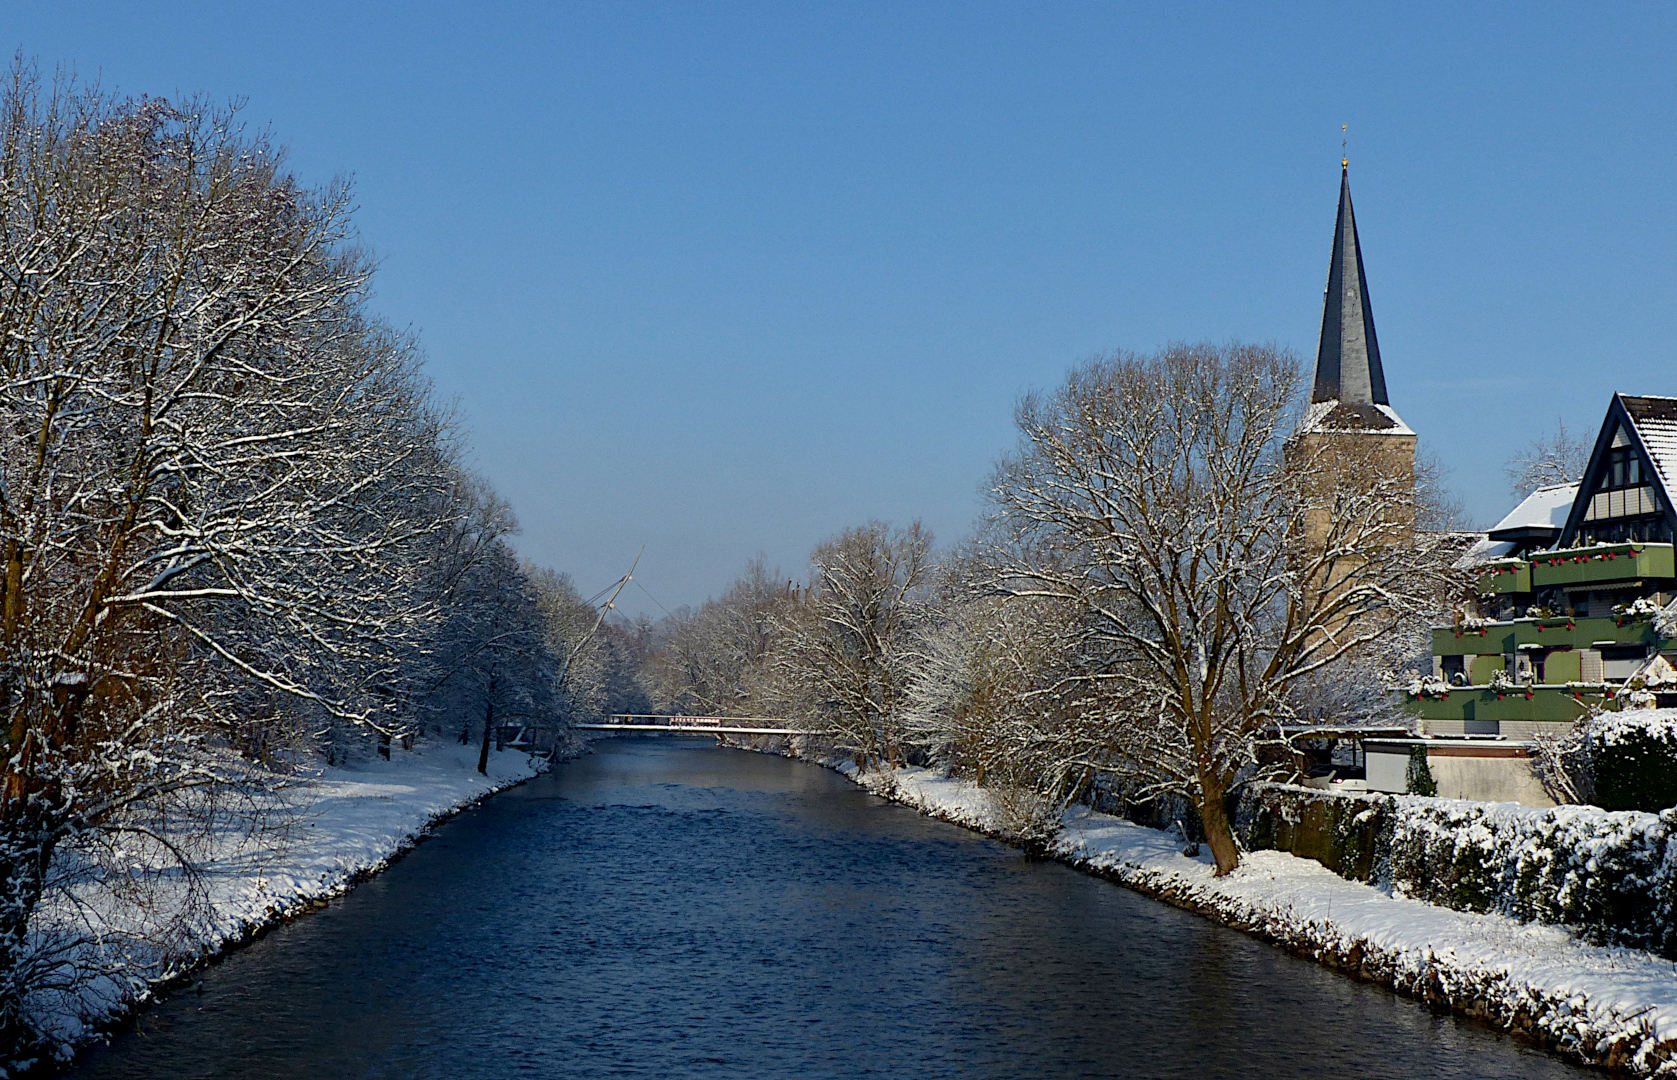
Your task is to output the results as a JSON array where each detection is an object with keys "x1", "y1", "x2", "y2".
[{"x1": 1291, "y1": 163, "x2": 1417, "y2": 549}]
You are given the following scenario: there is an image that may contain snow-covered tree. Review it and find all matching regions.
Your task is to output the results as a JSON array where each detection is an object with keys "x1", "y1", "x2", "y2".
[
  {"x1": 422, "y1": 537, "x2": 562, "y2": 770},
  {"x1": 0, "y1": 71, "x2": 464, "y2": 1049},
  {"x1": 1505, "y1": 418, "x2": 1589, "y2": 499},
  {"x1": 901, "y1": 568, "x2": 1108, "y2": 800},
  {"x1": 983, "y1": 343, "x2": 1455, "y2": 874},
  {"x1": 528, "y1": 566, "x2": 652, "y2": 723},
  {"x1": 649, "y1": 556, "x2": 793, "y2": 717},
  {"x1": 775, "y1": 522, "x2": 934, "y2": 769}
]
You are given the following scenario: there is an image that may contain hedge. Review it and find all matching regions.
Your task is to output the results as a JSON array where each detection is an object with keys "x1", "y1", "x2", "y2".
[
  {"x1": 1589, "y1": 712, "x2": 1677, "y2": 812},
  {"x1": 1240, "y1": 784, "x2": 1677, "y2": 957}
]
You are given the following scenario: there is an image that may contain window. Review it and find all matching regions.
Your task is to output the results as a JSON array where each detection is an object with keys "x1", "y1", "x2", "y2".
[
  {"x1": 1578, "y1": 425, "x2": 1666, "y2": 541},
  {"x1": 1604, "y1": 446, "x2": 1643, "y2": 491},
  {"x1": 1601, "y1": 645, "x2": 1649, "y2": 682}
]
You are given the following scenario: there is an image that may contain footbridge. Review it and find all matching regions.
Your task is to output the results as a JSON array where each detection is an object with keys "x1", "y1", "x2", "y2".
[{"x1": 575, "y1": 715, "x2": 827, "y2": 737}]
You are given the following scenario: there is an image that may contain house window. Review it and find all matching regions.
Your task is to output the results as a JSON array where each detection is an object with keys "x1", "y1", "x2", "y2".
[
  {"x1": 1578, "y1": 427, "x2": 1668, "y2": 543},
  {"x1": 1580, "y1": 515, "x2": 1670, "y2": 544},
  {"x1": 1601, "y1": 645, "x2": 1649, "y2": 681}
]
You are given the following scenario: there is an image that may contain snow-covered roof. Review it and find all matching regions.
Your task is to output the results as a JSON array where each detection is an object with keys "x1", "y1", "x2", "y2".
[
  {"x1": 1488, "y1": 482, "x2": 1578, "y2": 537},
  {"x1": 1621, "y1": 395, "x2": 1677, "y2": 499},
  {"x1": 1296, "y1": 400, "x2": 1415, "y2": 437},
  {"x1": 1452, "y1": 536, "x2": 1516, "y2": 570},
  {"x1": 1555, "y1": 394, "x2": 1677, "y2": 545}
]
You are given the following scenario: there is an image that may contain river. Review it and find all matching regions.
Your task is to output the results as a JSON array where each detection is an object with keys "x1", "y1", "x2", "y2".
[{"x1": 70, "y1": 737, "x2": 1590, "y2": 1079}]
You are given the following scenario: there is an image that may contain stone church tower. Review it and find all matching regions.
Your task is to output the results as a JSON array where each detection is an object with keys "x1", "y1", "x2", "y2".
[{"x1": 1291, "y1": 164, "x2": 1417, "y2": 550}]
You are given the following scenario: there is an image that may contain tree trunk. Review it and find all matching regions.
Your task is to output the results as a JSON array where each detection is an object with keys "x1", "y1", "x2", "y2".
[
  {"x1": 1199, "y1": 775, "x2": 1241, "y2": 876},
  {"x1": 477, "y1": 695, "x2": 494, "y2": 776}
]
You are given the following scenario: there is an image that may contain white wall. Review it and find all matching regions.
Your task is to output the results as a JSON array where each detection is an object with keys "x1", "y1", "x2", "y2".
[
  {"x1": 1365, "y1": 745, "x2": 1555, "y2": 807},
  {"x1": 1429, "y1": 753, "x2": 1554, "y2": 808},
  {"x1": 1366, "y1": 748, "x2": 1409, "y2": 793}
]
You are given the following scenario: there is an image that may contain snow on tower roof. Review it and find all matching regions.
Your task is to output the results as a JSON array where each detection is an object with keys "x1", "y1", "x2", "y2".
[{"x1": 1296, "y1": 400, "x2": 1415, "y2": 437}]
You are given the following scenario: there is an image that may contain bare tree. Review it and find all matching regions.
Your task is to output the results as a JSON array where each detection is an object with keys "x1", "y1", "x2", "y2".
[
  {"x1": 649, "y1": 556, "x2": 793, "y2": 717},
  {"x1": 984, "y1": 343, "x2": 1452, "y2": 874},
  {"x1": 0, "y1": 70, "x2": 460, "y2": 1048},
  {"x1": 424, "y1": 536, "x2": 560, "y2": 773},
  {"x1": 1505, "y1": 418, "x2": 1589, "y2": 499},
  {"x1": 776, "y1": 522, "x2": 934, "y2": 769},
  {"x1": 528, "y1": 566, "x2": 653, "y2": 723},
  {"x1": 901, "y1": 570, "x2": 1111, "y2": 839}
]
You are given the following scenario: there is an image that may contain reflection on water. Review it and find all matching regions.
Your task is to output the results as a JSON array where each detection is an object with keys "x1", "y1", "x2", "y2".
[{"x1": 71, "y1": 738, "x2": 1588, "y2": 1079}]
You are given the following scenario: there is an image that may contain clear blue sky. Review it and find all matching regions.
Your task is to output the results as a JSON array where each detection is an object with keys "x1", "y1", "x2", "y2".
[{"x1": 19, "y1": 3, "x2": 1677, "y2": 615}]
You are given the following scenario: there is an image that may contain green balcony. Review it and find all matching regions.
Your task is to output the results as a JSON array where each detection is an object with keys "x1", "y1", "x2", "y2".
[
  {"x1": 1432, "y1": 612, "x2": 1664, "y2": 658},
  {"x1": 1530, "y1": 543, "x2": 1674, "y2": 589},
  {"x1": 1408, "y1": 685, "x2": 1615, "y2": 724},
  {"x1": 1511, "y1": 615, "x2": 1660, "y2": 650},
  {"x1": 1475, "y1": 560, "x2": 1531, "y2": 595},
  {"x1": 1432, "y1": 624, "x2": 1516, "y2": 657}
]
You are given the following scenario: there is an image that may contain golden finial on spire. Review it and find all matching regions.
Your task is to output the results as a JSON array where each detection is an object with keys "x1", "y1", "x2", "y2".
[{"x1": 1342, "y1": 123, "x2": 1348, "y2": 170}]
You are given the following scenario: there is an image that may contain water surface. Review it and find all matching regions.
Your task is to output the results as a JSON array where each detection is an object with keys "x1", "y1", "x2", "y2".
[{"x1": 71, "y1": 737, "x2": 1590, "y2": 1079}]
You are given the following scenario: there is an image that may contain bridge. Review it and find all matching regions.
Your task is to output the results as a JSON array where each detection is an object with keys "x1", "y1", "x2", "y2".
[{"x1": 574, "y1": 715, "x2": 825, "y2": 737}]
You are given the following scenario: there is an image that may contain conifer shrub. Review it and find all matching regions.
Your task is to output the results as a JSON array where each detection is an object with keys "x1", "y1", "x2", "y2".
[
  {"x1": 1533, "y1": 709, "x2": 1677, "y2": 812},
  {"x1": 1405, "y1": 745, "x2": 1438, "y2": 796}
]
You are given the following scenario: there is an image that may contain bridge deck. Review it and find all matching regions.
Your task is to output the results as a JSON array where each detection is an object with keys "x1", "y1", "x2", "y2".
[{"x1": 574, "y1": 723, "x2": 816, "y2": 736}]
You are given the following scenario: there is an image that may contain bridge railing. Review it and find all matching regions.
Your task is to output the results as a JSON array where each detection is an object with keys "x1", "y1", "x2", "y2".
[
  {"x1": 574, "y1": 714, "x2": 827, "y2": 736},
  {"x1": 608, "y1": 714, "x2": 799, "y2": 727}
]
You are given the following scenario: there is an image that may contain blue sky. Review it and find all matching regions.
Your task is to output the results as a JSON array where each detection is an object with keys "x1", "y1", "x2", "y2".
[{"x1": 17, "y1": 3, "x2": 1677, "y2": 614}]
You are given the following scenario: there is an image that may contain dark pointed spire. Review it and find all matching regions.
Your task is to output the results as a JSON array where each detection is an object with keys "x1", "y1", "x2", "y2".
[{"x1": 1312, "y1": 166, "x2": 1389, "y2": 406}]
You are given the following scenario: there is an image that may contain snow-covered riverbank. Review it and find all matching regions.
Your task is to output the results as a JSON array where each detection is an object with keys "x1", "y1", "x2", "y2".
[
  {"x1": 839, "y1": 761, "x2": 1677, "y2": 1076},
  {"x1": 32, "y1": 741, "x2": 545, "y2": 1070}
]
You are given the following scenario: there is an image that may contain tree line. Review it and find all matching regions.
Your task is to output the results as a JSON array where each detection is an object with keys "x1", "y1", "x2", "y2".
[
  {"x1": 643, "y1": 343, "x2": 1465, "y2": 878},
  {"x1": 0, "y1": 69, "x2": 644, "y2": 1057}
]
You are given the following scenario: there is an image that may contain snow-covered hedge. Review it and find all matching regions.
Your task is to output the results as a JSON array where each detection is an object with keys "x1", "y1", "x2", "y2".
[
  {"x1": 1588, "y1": 711, "x2": 1677, "y2": 812},
  {"x1": 1531, "y1": 710, "x2": 1677, "y2": 812},
  {"x1": 1384, "y1": 797, "x2": 1677, "y2": 954},
  {"x1": 1243, "y1": 784, "x2": 1677, "y2": 957}
]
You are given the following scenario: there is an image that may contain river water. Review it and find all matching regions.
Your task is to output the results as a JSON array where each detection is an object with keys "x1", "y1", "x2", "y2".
[{"x1": 71, "y1": 737, "x2": 1589, "y2": 1079}]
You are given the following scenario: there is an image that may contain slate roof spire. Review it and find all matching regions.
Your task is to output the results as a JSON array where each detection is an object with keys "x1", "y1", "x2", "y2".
[{"x1": 1312, "y1": 165, "x2": 1389, "y2": 407}]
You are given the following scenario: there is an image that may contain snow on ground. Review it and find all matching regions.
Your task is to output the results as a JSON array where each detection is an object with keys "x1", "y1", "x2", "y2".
[
  {"x1": 199, "y1": 740, "x2": 543, "y2": 925},
  {"x1": 32, "y1": 740, "x2": 543, "y2": 1059},
  {"x1": 856, "y1": 764, "x2": 1677, "y2": 1076}
]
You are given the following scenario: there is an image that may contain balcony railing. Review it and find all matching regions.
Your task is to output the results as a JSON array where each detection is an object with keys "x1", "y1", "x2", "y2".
[
  {"x1": 1475, "y1": 560, "x2": 1531, "y2": 595},
  {"x1": 1432, "y1": 623, "x2": 1515, "y2": 656},
  {"x1": 1513, "y1": 614, "x2": 1661, "y2": 649},
  {"x1": 1407, "y1": 684, "x2": 1617, "y2": 724},
  {"x1": 1433, "y1": 614, "x2": 1661, "y2": 656},
  {"x1": 1530, "y1": 542, "x2": 1675, "y2": 589}
]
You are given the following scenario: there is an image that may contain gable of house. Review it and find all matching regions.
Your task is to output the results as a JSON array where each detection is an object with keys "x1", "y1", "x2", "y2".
[{"x1": 1558, "y1": 394, "x2": 1677, "y2": 547}]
